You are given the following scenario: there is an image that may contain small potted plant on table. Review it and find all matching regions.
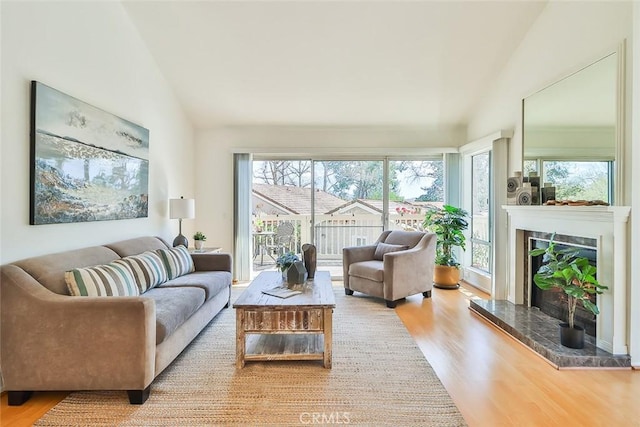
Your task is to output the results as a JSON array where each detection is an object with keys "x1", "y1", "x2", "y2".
[
  {"x1": 276, "y1": 252, "x2": 307, "y2": 285},
  {"x1": 529, "y1": 233, "x2": 608, "y2": 349},
  {"x1": 422, "y1": 204, "x2": 469, "y2": 289},
  {"x1": 193, "y1": 231, "x2": 207, "y2": 250}
]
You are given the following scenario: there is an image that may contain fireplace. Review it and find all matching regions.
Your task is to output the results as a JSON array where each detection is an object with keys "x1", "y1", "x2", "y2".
[
  {"x1": 527, "y1": 233, "x2": 597, "y2": 337},
  {"x1": 502, "y1": 205, "x2": 631, "y2": 355}
]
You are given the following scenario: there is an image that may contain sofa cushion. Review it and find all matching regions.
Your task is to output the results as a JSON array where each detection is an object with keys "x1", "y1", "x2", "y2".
[
  {"x1": 115, "y1": 251, "x2": 168, "y2": 293},
  {"x1": 104, "y1": 236, "x2": 169, "y2": 258},
  {"x1": 157, "y1": 245, "x2": 195, "y2": 280},
  {"x1": 142, "y1": 286, "x2": 206, "y2": 344},
  {"x1": 65, "y1": 262, "x2": 139, "y2": 297},
  {"x1": 348, "y1": 260, "x2": 384, "y2": 282},
  {"x1": 13, "y1": 246, "x2": 120, "y2": 295},
  {"x1": 374, "y1": 243, "x2": 409, "y2": 260},
  {"x1": 157, "y1": 271, "x2": 231, "y2": 301}
]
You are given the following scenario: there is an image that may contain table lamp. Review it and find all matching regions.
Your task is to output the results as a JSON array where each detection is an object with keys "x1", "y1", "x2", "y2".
[{"x1": 169, "y1": 196, "x2": 195, "y2": 247}]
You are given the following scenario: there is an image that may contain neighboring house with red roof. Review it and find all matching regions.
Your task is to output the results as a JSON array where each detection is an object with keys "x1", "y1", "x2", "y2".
[
  {"x1": 326, "y1": 199, "x2": 431, "y2": 216},
  {"x1": 252, "y1": 184, "x2": 346, "y2": 215},
  {"x1": 253, "y1": 184, "x2": 432, "y2": 217},
  {"x1": 252, "y1": 185, "x2": 432, "y2": 254}
]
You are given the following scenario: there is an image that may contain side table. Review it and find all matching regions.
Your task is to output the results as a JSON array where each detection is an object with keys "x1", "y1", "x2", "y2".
[{"x1": 189, "y1": 247, "x2": 221, "y2": 254}]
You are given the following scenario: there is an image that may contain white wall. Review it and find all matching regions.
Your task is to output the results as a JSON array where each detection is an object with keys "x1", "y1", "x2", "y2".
[
  {"x1": 630, "y1": 1, "x2": 640, "y2": 371},
  {"x1": 195, "y1": 125, "x2": 464, "y2": 254},
  {"x1": 467, "y1": 1, "x2": 632, "y2": 174},
  {"x1": 466, "y1": 1, "x2": 637, "y2": 364},
  {"x1": 0, "y1": 2, "x2": 195, "y2": 264}
]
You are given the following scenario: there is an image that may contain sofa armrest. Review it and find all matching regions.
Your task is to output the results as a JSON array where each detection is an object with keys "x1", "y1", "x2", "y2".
[
  {"x1": 191, "y1": 252, "x2": 232, "y2": 273},
  {"x1": 382, "y1": 233, "x2": 437, "y2": 300},
  {"x1": 1, "y1": 265, "x2": 156, "y2": 391},
  {"x1": 342, "y1": 245, "x2": 377, "y2": 288}
]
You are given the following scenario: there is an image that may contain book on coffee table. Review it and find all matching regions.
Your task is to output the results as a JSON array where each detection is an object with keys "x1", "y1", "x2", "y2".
[{"x1": 261, "y1": 286, "x2": 302, "y2": 299}]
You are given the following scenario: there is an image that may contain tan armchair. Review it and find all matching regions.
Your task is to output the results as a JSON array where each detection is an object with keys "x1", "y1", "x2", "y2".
[{"x1": 342, "y1": 230, "x2": 437, "y2": 308}]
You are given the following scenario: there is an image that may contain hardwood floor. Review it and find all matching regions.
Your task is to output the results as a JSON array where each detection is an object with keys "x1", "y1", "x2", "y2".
[
  {"x1": 2, "y1": 283, "x2": 639, "y2": 426},
  {"x1": 0, "y1": 392, "x2": 66, "y2": 427},
  {"x1": 397, "y1": 284, "x2": 640, "y2": 427}
]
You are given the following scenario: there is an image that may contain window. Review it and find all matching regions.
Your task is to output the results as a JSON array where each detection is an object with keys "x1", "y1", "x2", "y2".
[
  {"x1": 471, "y1": 152, "x2": 491, "y2": 273},
  {"x1": 523, "y1": 159, "x2": 613, "y2": 204}
]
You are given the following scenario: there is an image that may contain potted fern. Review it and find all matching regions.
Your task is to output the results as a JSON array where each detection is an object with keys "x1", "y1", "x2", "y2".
[
  {"x1": 422, "y1": 204, "x2": 469, "y2": 289},
  {"x1": 528, "y1": 233, "x2": 608, "y2": 348}
]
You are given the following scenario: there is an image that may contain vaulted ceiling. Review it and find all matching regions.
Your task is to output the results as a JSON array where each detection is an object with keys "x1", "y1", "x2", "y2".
[{"x1": 123, "y1": 1, "x2": 547, "y2": 129}]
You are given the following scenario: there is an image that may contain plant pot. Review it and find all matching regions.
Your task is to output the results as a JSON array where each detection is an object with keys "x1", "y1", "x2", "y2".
[
  {"x1": 283, "y1": 261, "x2": 308, "y2": 285},
  {"x1": 433, "y1": 265, "x2": 460, "y2": 289},
  {"x1": 559, "y1": 323, "x2": 585, "y2": 349},
  {"x1": 194, "y1": 240, "x2": 204, "y2": 250}
]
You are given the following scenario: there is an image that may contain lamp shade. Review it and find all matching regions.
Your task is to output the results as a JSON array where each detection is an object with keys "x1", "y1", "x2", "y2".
[{"x1": 169, "y1": 197, "x2": 195, "y2": 219}]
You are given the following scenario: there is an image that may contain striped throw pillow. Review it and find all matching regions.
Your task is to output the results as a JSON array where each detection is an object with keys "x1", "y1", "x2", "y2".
[
  {"x1": 65, "y1": 262, "x2": 139, "y2": 297},
  {"x1": 157, "y1": 245, "x2": 195, "y2": 280},
  {"x1": 115, "y1": 251, "x2": 168, "y2": 293}
]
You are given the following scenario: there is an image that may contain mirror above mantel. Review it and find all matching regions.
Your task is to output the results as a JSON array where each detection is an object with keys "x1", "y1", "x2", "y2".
[{"x1": 522, "y1": 44, "x2": 625, "y2": 206}]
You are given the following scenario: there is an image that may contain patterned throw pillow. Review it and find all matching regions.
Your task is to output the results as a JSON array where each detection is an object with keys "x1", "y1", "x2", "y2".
[
  {"x1": 65, "y1": 262, "x2": 139, "y2": 297},
  {"x1": 157, "y1": 245, "x2": 195, "y2": 280},
  {"x1": 374, "y1": 243, "x2": 409, "y2": 261},
  {"x1": 115, "y1": 251, "x2": 168, "y2": 293}
]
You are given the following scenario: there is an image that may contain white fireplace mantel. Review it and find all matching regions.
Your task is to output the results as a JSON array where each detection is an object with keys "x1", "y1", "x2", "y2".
[{"x1": 502, "y1": 205, "x2": 631, "y2": 355}]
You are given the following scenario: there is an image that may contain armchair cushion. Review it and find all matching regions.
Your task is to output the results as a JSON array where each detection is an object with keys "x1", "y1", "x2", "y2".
[
  {"x1": 383, "y1": 230, "x2": 425, "y2": 247},
  {"x1": 374, "y1": 243, "x2": 409, "y2": 260},
  {"x1": 348, "y1": 260, "x2": 384, "y2": 282}
]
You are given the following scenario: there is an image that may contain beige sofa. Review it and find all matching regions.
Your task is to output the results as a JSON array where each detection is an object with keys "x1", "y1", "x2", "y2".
[
  {"x1": 0, "y1": 236, "x2": 232, "y2": 405},
  {"x1": 343, "y1": 230, "x2": 437, "y2": 308}
]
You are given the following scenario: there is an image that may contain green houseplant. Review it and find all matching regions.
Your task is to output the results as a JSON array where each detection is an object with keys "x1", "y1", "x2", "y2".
[
  {"x1": 422, "y1": 204, "x2": 469, "y2": 289},
  {"x1": 528, "y1": 233, "x2": 608, "y2": 349},
  {"x1": 276, "y1": 252, "x2": 300, "y2": 272},
  {"x1": 193, "y1": 231, "x2": 207, "y2": 250}
]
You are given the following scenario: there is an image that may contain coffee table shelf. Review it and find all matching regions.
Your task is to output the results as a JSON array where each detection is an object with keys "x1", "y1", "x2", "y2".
[
  {"x1": 244, "y1": 334, "x2": 325, "y2": 362},
  {"x1": 233, "y1": 271, "x2": 335, "y2": 368}
]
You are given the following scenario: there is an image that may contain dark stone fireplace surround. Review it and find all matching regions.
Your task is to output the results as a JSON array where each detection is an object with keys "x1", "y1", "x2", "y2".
[{"x1": 470, "y1": 229, "x2": 631, "y2": 369}]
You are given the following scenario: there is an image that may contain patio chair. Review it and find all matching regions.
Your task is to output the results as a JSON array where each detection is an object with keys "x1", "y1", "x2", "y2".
[
  {"x1": 267, "y1": 222, "x2": 296, "y2": 256},
  {"x1": 343, "y1": 230, "x2": 437, "y2": 308}
]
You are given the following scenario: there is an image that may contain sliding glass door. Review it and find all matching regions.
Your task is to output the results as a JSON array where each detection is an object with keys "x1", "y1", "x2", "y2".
[
  {"x1": 312, "y1": 160, "x2": 385, "y2": 277},
  {"x1": 247, "y1": 156, "x2": 444, "y2": 279}
]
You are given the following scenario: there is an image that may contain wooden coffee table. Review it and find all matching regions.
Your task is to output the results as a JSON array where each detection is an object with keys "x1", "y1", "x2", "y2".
[{"x1": 233, "y1": 270, "x2": 336, "y2": 368}]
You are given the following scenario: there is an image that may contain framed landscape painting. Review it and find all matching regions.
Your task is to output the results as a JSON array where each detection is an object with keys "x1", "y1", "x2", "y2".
[{"x1": 30, "y1": 81, "x2": 149, "y2": 225}]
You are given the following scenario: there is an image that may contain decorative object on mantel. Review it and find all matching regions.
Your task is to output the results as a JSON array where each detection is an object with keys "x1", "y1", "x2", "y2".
[
  {"x1": 543, "y1": 199, "x2": 610, "y2": 206},
  {"x1": 276, "y1": 252, "x2": 308, "y2": 285},
  {"x1": 193, "y1": 231, "x2": 206, "y2": 250},
  {"x1": 301, "y1": 243, "x2": 317, "y2": 279},
  {"x1": 541, "y1": 183, "x2": 556, "y2": 204},
  {"x1": 506, "y1": 171, "x2": 522, "y2": 205},
  {"x1": 423, "y1": 204, "x2": 469, "y2": 289},
  {"x1": 516, "y1": 182, "x2": 532, "y2": 205},
  {"x1": 528, "y1": 233, "x2": 608, "y2": 349},
  {"x1": 30, "y1": 81, "x2": 150, "y2": 225},
  {"x1": 523, "y1": 171, "x2": 540, "y2": 205}
]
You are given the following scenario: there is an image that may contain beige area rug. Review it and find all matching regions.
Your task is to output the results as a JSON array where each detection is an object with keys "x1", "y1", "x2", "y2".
[{"x1": 35, "y1": 288, "x2": 466, "y2": 426}]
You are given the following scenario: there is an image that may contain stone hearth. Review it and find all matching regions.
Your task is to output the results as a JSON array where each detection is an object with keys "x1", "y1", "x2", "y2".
[{"x1": 470, "y1": 299, "x2": 631, "y2": 368}]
